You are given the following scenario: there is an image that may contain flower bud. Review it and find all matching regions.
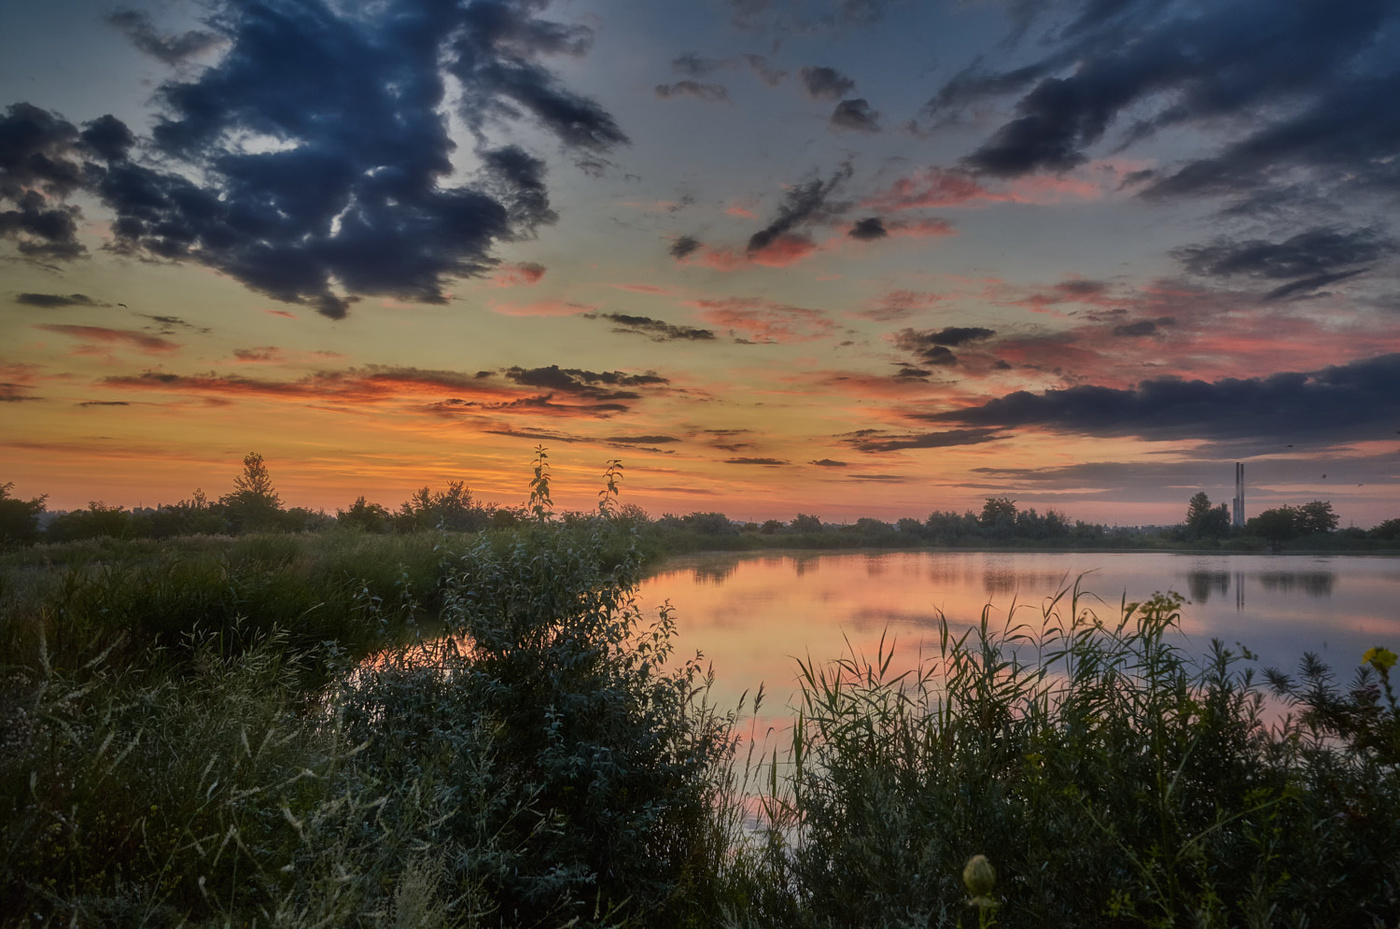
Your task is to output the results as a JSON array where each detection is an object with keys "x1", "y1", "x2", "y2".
[{"x1": 963, "y1": 854, "x2": 996, "y2": 896}]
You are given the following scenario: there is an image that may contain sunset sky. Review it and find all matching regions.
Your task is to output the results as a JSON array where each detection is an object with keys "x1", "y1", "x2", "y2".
[{"x1": 3, "y1": 0, "x2": 1399, "y2": 525}]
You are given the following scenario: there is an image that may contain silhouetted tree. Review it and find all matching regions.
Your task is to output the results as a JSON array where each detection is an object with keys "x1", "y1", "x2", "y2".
[
  {"x1": 1184, "y1": 492, "x2": 1231, "y2": 540},
  {"x1": 338, "y1": 496, "x2": 391, "y2": 532},
  {"x1": 791, "y1": 513, "x2": 823, "y2": 533},
  {"x1": 1247, "y1": 507, "x2": 1298, "y2": 546},
  {"x1": 221, "y1": 452, "x2": 284, "y2": 532},
  {"x1": 1295, "y1": 500, "x2": 1339, "y2": 535},
  {"x1": 0, "y1": 482, "x2": 46, "y2": 546},
  {"x1": 46, "y1": 502, "x2": 131, "y2": 542}
]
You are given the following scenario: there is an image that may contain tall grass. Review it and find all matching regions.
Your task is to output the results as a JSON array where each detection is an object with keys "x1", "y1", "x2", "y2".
[{"x1": 744, "y1": 585, "x2": 1400, "y2": 928}]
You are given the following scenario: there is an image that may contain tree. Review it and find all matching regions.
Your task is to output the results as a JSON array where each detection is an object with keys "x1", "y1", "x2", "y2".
[
  {"x1": 980, "y1": 497, "x2": 1018, "y2": 528},
  {"x1": 0, "y1": 482, "x2": 46, "y2": 546},
  {"x1": 1184, "y1": 492, "x2": 1231, "y2": 540},
  {"x1": 338, "y1": 496, "x2": 391, "y2": 532},
  {"x1": 1247, "y1": 507, "x2": 1298, "y2": 546},
  {"x1": 1295, "y1": 500, "x2": 1339, "y2": 536},
  {"x1": 791, "y1": 513, "x2": 823, "y2": 533},
  {"x1": 221, "y1": 452, "x2": 284, "y2": 532}
]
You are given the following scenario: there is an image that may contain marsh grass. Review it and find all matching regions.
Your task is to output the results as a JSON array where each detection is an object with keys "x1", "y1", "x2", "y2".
[{"x1": 746, "y1": 584, "x2": 1400, "y2": 928}]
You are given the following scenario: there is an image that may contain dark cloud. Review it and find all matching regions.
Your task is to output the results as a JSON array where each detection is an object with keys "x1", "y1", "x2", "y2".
[
  {"x1": 0, "y1": 103, "x2": 89, "y2": 259},
  {"x1": 893, "y1": 326, "x2": 996, "y2": 365},
  {"x1": 747, "y1": 161, "x2": 853, "y2": 256},
  {"x1": 741, "y1": 54, "x2": 787, "y2": 87},
  {"x1": 5, "y1": 0, "x2": 627, "y2": 318},
  {"x1": 1111, "y1": 320, "x2": 1159, "y2": 337},
  {"x1": 830, "y1": 98, "x2": 880, "y2": 133},
  {"x1": 848, "y1": 217, "x2": 886, "y2": 240},
  {"x1": 725, "y1": 0, "x2": 900, "y2": 32},
  {"x1": 107, "y1": 9, "x2": 224, "y2": 65},
  {"x1": 1173, "y1": 226, "x2": 1397, "y2": 300},
  {"x1": 587, "y1": 312, "x2": 717, "y2": 342},
  {"x1": 724, "y1": 457, "x2": 789, "y2": 465},
  {"x1": 847, "y1": 429, "x2": 1003, "y2": 453},
  {"x1": 670, "y1": 235, "x2": 702, "y2": 259},
  {"x1": 927, "y1": 353, "x2": 1400, "y2": 444},
  {"x1": 0, "y1": 383, "x2": 42, "y2": 402},
  {"x1": 655, "y1": 81, "x2": 731, "y2": 104},
  {"x1": 671, "y1": 52, "x2": 785, "y2": 86},
  {"x1": 935, "y1": 0, "x2": 1399, "y2": 184},
  {"x1": 810, "y1": 458, "x2": 848, "y2": 467},
  {"x1": 606, "y1": 435, "x2": 681, "y2": 445},
  {"x1": 800, "y1": 66, "x2": 856, "y2": 100},
  {"x1": 502, "y1": 365, "x2": 667, "y2": 401},
  {"x1": 14, "y1": 292, "x2": 101, "y2": 308},
  {"x1": 77, "y1": 400, "x2": 130, "y2": 407},
  {"x1": 140, "y1": 314, "x2": 211, "y2": 336}
]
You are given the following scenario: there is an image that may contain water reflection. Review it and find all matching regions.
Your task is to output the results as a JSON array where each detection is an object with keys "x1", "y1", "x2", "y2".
[
  {"x1": 1258, "y1": 572, "x2": 1335, "y2": 597},
  {"x1": 637, "y1": 551, "x2": 1400, "y2": 719},
  {"x1": 1187, "y1": 571, "x2": 1231, "y2": 604}
]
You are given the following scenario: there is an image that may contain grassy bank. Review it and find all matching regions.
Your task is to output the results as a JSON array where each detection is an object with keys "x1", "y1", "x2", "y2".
[{"x1": 2, "y1": 525, "x2": 1397, "y2": 926}]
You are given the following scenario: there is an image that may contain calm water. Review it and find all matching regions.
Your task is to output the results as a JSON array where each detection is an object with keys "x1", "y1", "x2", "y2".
[{"x1": 635, "y1": 550, "x2": 1400, "y2": 714}]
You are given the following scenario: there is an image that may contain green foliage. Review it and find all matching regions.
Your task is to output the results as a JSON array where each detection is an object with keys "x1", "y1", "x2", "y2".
[
  {"x1": 528, "y1": 445, "x2": 554, "y2": 522},
  {"x1": 790, "y1": 513, "x2": 823, "y2": 534}
]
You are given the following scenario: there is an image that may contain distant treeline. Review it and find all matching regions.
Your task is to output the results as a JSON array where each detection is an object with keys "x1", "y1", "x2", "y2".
[{"x1": 3, "y1": 454, "x2": 1398, "y2": 552}]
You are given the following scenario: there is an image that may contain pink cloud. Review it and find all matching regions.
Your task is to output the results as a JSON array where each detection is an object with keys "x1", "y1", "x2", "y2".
[
  {"x1": 263, "y1": 308, "x2": 298, "y2": 319},
  {"x1": 690, "y1": 297, "x2": 836, "y2": 343},
  {"x1": 490, "y1": 300, "x2": 595, "y2": 317},
  {"x1": 725, "y1": 202, "x2": 758, "y2": 219},
  {"x1": 849, "y1": 289, "x2": 949, "y2": 321},
  {"x1": 688, "y1": 235, "x2": 822, "y2": 271},
  {"x1": 490, "y1": 262, "x2": 547, "y2": 287}
]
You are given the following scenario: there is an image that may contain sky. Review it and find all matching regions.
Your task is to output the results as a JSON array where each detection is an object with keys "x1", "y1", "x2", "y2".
[{"x1": 3, "y1": 0, "x2": 1399, "y2": 526}]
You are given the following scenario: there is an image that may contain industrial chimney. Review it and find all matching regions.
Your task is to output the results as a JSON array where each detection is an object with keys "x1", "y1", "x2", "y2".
[{"x1": 1232, "y1": 463, "x2": 1245, "y2": 528}]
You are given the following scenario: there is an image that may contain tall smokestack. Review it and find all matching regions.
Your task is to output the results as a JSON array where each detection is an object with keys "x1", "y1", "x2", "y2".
[{"x1": 1232, "y1": 463, "x2": 1245, "y2": 528}]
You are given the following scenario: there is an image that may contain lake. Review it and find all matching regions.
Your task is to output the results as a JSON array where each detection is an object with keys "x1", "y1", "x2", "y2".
[{"x1": 635, "y1": 550, "x2": 1400, "y2": 718}]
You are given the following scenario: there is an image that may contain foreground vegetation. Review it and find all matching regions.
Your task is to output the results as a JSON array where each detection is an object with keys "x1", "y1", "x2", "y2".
[{"x1": 3, "y1": 512, "x2": 1399, "y2": 926}]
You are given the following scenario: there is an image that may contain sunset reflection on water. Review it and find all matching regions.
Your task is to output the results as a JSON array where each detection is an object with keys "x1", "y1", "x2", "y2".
[{"x1": 636, "y1": 550, "x2": 1400, "y2": 723}]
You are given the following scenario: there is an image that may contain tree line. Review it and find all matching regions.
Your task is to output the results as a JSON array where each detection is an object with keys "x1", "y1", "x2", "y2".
[{"x1": 3, "y1": 455, "x2": 1398, "y2": 549}]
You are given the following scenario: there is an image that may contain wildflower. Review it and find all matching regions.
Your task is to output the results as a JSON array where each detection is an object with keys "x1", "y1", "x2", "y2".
[{"x1": 1363, "y1": 646, "x2": 1396, "y2": 673}]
